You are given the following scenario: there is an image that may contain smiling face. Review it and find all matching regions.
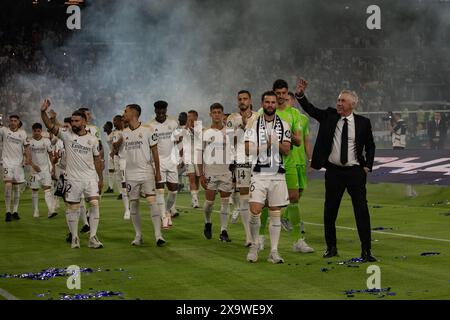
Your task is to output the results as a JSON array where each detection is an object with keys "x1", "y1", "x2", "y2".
[
  {"x1": 336, "y1": 92, "x2": 356, "y2": 117},
  {"x1": 9, "y1": 117, "x2": 20, "y2": 131}
]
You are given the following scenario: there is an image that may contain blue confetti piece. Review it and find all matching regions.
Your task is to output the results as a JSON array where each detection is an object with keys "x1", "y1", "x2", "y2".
[
  {"x1": 420, "y1": 252, "x2": 440, "y2": 256},
  {"x1": 372, "y1": 227, "x2": 393, "y2": 231},
  {"x1": 320, "y1": 268, "x2": 329, "y2": 272},
  {"x1": 59, "y1": 291, "x2": 124, "y2": 300},
  {"x1": 0, "y1": 267, "x2": 95, "y2": 280},
  {"x1": 343, "y1": 287, "x2": 394, "y2": 296}
]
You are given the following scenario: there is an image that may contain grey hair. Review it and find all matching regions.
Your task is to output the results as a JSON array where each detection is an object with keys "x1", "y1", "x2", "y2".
[{"x1": 340, "y1": 90, "x2": 359, "y2": 105}]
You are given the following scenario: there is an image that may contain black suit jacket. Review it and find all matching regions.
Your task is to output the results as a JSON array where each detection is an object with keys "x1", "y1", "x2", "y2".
[
  {"x1": 427, "y1": 120, "x2": 447, "y2": 140},
  {"x1": 296, "y1": 94, "x2": 376, "y2": 171}
]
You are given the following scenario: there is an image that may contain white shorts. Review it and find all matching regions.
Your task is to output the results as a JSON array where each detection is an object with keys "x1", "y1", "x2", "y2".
[
  {"x1": 127, "y1": 180, "x2": 156, "y2": 200},
  {"x1": 64, "y1": 179, "x2": 99, "y2": 203},
  {"x1": 160, "y1": 160, "x2": 178, "y2": 184},
  {"x1": 186, "y1": 164, "x2": 200, "y2": 176},
  {"x1": 235, "y1": 163, "x2": 252, "y2": 188},
  {"x1": 249, "y1": 175, "x2": 289, "y2": 207},
  {"x1": 3, "y1": 165, "x2": 25, "y2": 183},
  {"x1": 29, "y1": 170, "x2": 52, "y2": 189},
  {"x1": 205, "y1": 172, "x2": 233, "y2": 193}
]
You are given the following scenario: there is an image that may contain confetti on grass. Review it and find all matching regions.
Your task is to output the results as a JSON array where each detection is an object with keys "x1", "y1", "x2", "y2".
[
  {"x1": 0, "y1": 267, "x2": 93, "y2": 280},
  {"x1": 60, "y1": 291, "x2": 123, "y2": 300}
]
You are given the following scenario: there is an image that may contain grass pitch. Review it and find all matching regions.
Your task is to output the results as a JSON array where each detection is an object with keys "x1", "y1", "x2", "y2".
[{"x1": 0, "y1": 180, "x2": 449, "y2": 300}]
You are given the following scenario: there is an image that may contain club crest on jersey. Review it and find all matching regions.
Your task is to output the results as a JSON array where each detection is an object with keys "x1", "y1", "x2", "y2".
[
  {"x1": 138, "y1": 133, "x2": 143, "y2": 139},
  {"x1": 285, "y1": 130, "x2": 291, "y2": 139}
]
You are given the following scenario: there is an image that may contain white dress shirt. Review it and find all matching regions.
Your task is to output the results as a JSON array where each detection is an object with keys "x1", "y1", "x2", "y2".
[{"x1": 328, "y1": 113, "x2": 359, "y2": 167}]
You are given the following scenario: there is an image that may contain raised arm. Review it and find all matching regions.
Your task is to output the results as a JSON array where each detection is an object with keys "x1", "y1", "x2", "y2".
[
  {"x1": 40, "y1": 99, "x2": 61, "y2": 135},
  {"x1": 295, "y1": 78, "x2": 327, "y2": 122}
]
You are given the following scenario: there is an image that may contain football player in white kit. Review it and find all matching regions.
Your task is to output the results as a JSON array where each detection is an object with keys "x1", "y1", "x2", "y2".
[
  {"x1": 1, "y1": 114, "x2": 30, "y2": 222},
  {"x1": 226, "y1": 90, "x2": 259, "y2": 246},
  {"x1": 147, "y1": 101, "x2": 180, "y2": 229},
  {"x1": 111, "y1": 115, "x2": 130, "y2": 219},
  {"x1": 120, "y1": 104, "x2": 165, "y2": 246},
  {"x1": 198, "y1": 103, "x2": 234, "y2": 242},
  {"x1": 103, "y1": 121, "x2": 115, "y2": 194},
  {"x1": 183, "y1": 110, "x2": 201, "y2": 208},
  {"x1": 245, "y1": 91, "x2": 291, "y2": 263},
  {"x1": 28, "y1": 123, "x2": 57, "y2": 218},
  {"x1": 41, "y1": 99, "x2": 104, "y2": 249}
]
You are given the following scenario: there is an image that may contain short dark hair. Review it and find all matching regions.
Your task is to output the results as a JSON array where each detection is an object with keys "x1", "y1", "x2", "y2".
[
  {"x1": 288, "y1": 91, "x2": 295, "y2": 99},
  {"x1": 261, "y1": 91, "x2": 278, "y2": 102},
  {"x1": 188, "y1": 110, "x2": 198, "y2": 117},
  {"x1": 272, "y1": 79, "x2": 289, "y2": 91},
  {"x1": 113, "y1": 115, "x2": 123, "y2": 120},
  {"x1": 238, "y1": 90, "x2": 251, "y2": 98},
  {"x1": 32, "y1": 123, "x2": 42, "y2": 130},
  {"x1": 78, "y1": 107, "x2": 90, "y2": 112},
  {"x1": 9, "y1": 114, "x2": 20, "y2": 120},
  {"x1": 154, "y1": 100, "x2": 168, "y2": 109},
  {"x1": 104, "y1": 121, "x2": 113, "y2": 128},
  {"x1": 210, "y1": 103, "x2": 224, "y2": 112},
  {"x1": 63, "y1": 117, "x2": 72, "y2": 123},
  {"x1": 72, "y1": 110, "x2": 87, "y2": 121},
  {"x1": 126, "y1": 104, "x2": 141, "y2": 116},
  {"x1": 178, "y1": 112, "x2": 188, "y2": 126}
]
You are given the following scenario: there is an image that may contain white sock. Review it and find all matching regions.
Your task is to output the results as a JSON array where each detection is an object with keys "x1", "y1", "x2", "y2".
[
  {"x1": 12, "y1": 184, "x2": 20, "y2": 213},
  {"x1": 249, "y1": 213, "x2": 261, "y2": 245},
  {"x1": 4, "y1": 183, "x2": 12, "y2": 213},
  {"x1": 239, "y1": 196, "x2": 251, "y2": 243},
  {"x1": 66, "y1": 208, "x2": 80, "y2": 238},
  {"x1": 166, "y1": 191, "x2": 177, "y2": 212},
  {"x1": 191, "y1": 190, "x2": 199, "y2": 202},
  {"x1": 32, "y1": 190, "x2": 39, "y2": 214},
  {"x1": 80, "y1": 202, "x2": 88, "y2": 226},
  {"x1": 232, "y1": 192, "x2": 240, "y2": 210},
  {"x1": 204, "y1": 200, "x2": 214, "y2": 223},
  {"x1": 269, "y1": 213, "x2": 281, "y2": 252},
  {"x1": 44, "y1": 189, "x2": 54, "y2": 215},
  {"x1": 122, "y1": 188, "x2": 130, "y2": 212},
  {"x1": 4, "y1": 183, "x2": 12, "y2": 212},
  {"x1": 108, "y1": 171, "x2": 114, "y2": 189},
  {"x1": 156, "y1": 189, "x2": 166, "y2": 218},
  {"x1": 89, "y1": 204, "x2": 100, "y2": 238},
  {"x1": 130, "y1": 200, "x2": 141, "y2": 238},
  {"x1": 220, "y1": 197, "x2": 229, "y2": 232},
  {"x1": 150, "y1": 202, "x2": 162, "y2": 240}
]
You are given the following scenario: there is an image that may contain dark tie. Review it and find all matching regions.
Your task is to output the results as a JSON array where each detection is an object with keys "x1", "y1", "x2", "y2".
[{"x1": 341, "y1": 118, "x2": 348, "y2": 165}]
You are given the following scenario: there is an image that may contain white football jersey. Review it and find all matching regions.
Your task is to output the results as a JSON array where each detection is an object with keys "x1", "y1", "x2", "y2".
[
  {"x1": 29, "y1": 137, "x2": 52, "y2": 173},
  {"x1": 86, "y1": 124, "x2": 101, "y2": 140},
  {"x1": 227, "y1": 111, "x2": 259, "y2": 163},
  {"x1": 111, "y1": 129, "x2": 125, "y2": 158},
  {"x1": 122, "y1": 124, "x2": 158, "y2": 181},
  {"x1": 147, "y1": 117, "x2": 179, "y2": 162},
  {"x1": 0, "y1": 127, "x2": 29, "y2": 167},
  {"x1": 57, "y1": 128, "x2": 100, "y2": 181},
  {"x1": 202, "y1": 126, "x2": 233, "y2": 177}
]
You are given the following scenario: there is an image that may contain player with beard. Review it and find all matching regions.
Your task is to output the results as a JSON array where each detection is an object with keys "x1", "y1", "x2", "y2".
[
  {"x1": 245, "y1": 91, "x2": 291, "y2": 263},
  {"x1": 226, "y1": 90, "x2": 259, "y2": 246},
  {"x1": 41, "y1": 99, "x2": 104, "y2": 249}
]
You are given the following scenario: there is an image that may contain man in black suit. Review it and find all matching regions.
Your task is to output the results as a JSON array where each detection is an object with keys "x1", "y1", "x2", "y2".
[
  {"x1": 428, "y1": 112, "x2": 448, "y2": 150},
  {"x1": 294, "y1": 78, "x2": 376, "y2": 262}
]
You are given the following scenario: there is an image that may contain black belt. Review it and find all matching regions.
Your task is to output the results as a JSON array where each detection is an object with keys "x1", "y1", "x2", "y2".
[{"x1": 325, "y1": 161, "x2": 360, "y2": 171}]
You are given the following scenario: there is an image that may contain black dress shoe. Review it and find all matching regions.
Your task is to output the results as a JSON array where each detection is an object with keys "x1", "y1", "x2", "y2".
[
  {"x1": 361, "y1": 250, "x2": 377, "y2": 262},
  {"x1": 323, "y1": 247, "x2": 338, "y2": 258}
]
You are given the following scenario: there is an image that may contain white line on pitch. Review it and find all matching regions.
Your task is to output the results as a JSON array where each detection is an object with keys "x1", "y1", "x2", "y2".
[
  {"x1": 0, "y1": 288, "x2": 19, "y2": 300},
  {"x1": 177, "y1": 205, "x2": 450, "y2": 243}
]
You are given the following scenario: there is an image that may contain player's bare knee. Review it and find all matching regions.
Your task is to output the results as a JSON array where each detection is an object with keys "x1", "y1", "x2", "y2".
[{"x1": 89, "y1": 199, "x2": 99, "y2": 207}]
